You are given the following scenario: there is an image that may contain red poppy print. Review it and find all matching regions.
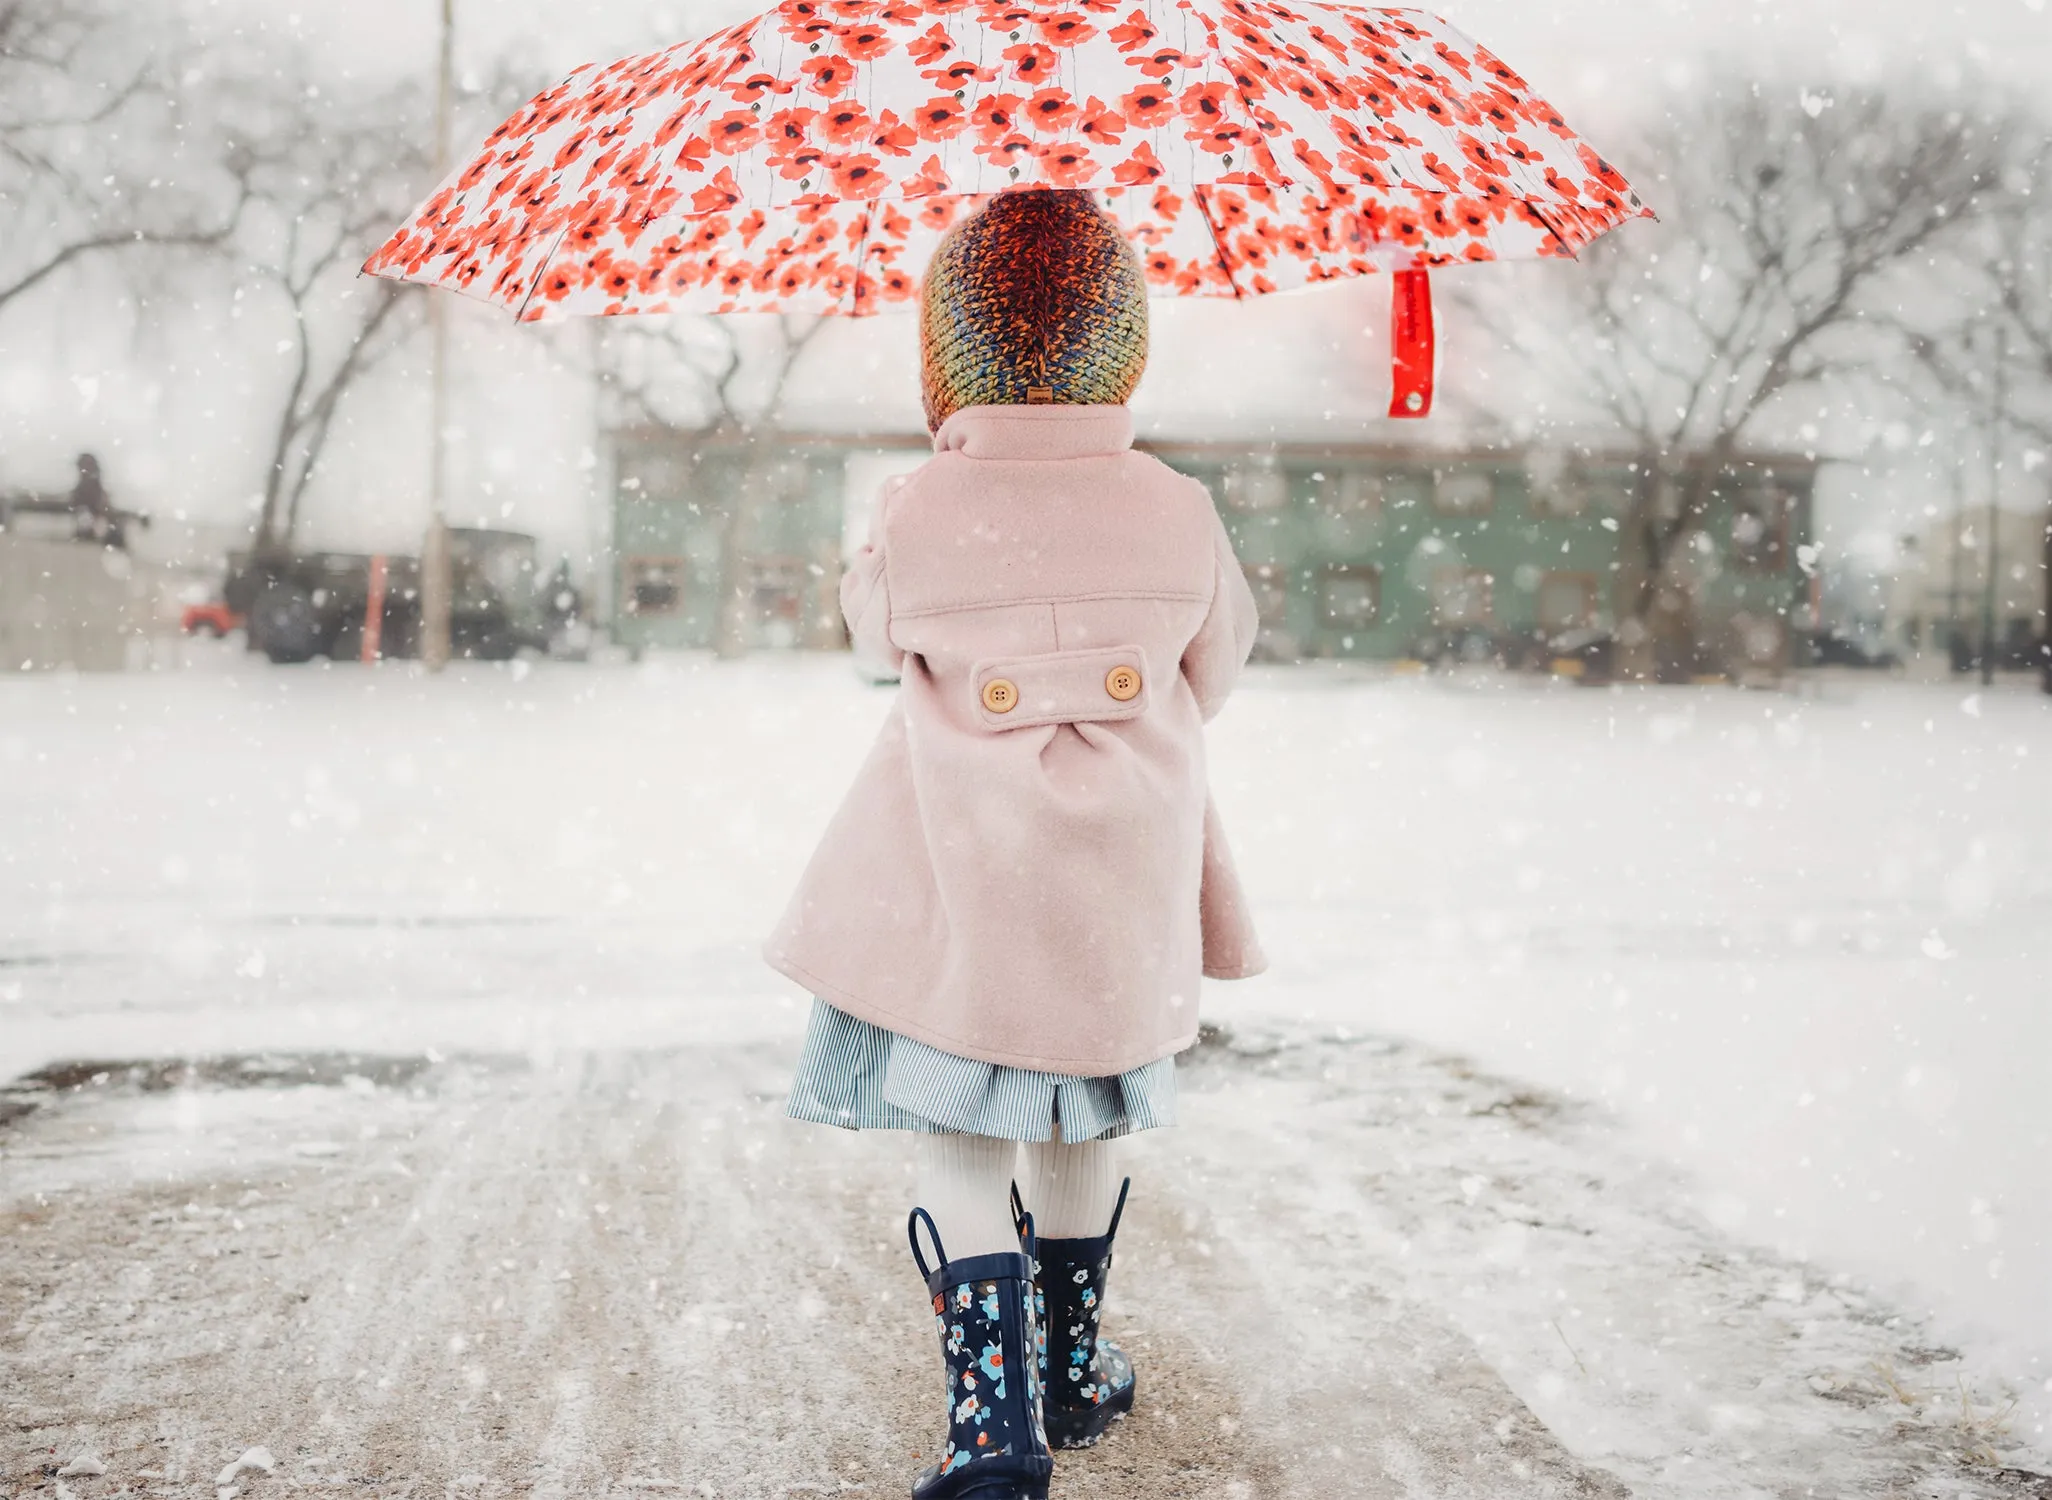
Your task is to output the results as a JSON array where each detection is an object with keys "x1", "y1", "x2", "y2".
[
  {"x1": 365, "y1": 0, "x2": 1650, "y2": 320},
  {"x1": 1111, "y1": 139, "x2": 1163, "y2": 185},
  {"x1": 1025, "y1": 89, "x2": 1079, "y2": 133},
  {"x1": 872, "y1": 266, "x2": 918, "y2": 301},
  {"x1": 821, "y1": 153, "x2": 885, "y2": 196},
  {"x1": 913, "y1": 95, "x2": 969, "y2": 139},
  {"x1": 969, "y1": 92, "x2": 1024, "y2": 139},
  {"x1": 1004, "y1": 42, "x2": 1058, "y2": 85},
  {"x1": 1077, "y1": 98, "x2": 1126, "y2": 145},
  {"x1": 689, "y1": 167, "x2": 745, "y2": 215},
  {"x1": 1118, "y1": 83, "x2": 1176, "y2": 127},
  {"x1": 868, "y1": 112, "x2": 918, "y2": 155},
  {"x1": 1035, "y1": 11, "x2": 1096, "y2": 46},
  {"x1": 838, "y1": 22, "x2": 894, "y2": 59},
  {"x1": 708, "y1": 110, "x2": 764, "y2": 154},
  {"x1": 818, "y1": 102, "x2": 874, "y2": 145},
  {"x1": 1037, "y1": 141, "x2": 1096, "y2": 187},
  {"x1": 975, "y1": 132, "x2": 1035, "y2": 170},
  {"x1": 1126, "y1": 45, "x2": 1192, "y2": 79},
  {"x1": 927, "y1": 57, "x2": 999, "y2": 88},
  {"x1": 906, "y1": 23, "x2": 956, "y2": 67},
  {"x1": 724, "y1": 71, "x2": 795, "y2": 105},
  {"x1": 799, "y1": 54, "x2": 857, "y2": 96},
  {"x1": 1110, "y1": 11, "x2": 1156, "y2": 50}
]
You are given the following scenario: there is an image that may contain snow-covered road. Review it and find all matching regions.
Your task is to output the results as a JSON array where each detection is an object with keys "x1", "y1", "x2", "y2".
[
  {"x1": 2, "y1": 654, "x2": 2048, "y2": 1492},
  {"x1": 2, "y1": 1032, "x2": 2042, "y2": 1498}
]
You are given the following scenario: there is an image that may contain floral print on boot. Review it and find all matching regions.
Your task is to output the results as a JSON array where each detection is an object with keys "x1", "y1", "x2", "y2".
[
  {"x1": 907, "y1": 1207, "x2": 1053, "y2": 1500},
  {"x1": 1013, "y1": 1179, "x2": 1138, "y2": 1450}
]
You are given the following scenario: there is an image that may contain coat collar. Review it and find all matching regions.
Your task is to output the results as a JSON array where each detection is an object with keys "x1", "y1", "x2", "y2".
[{"x1": 933, "y1": 404, "x2": 1135, "y2": 460}]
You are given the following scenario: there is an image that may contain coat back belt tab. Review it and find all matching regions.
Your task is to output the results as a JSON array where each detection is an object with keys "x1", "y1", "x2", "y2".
[{"x1": 972, "y1": 646, "x2": 1150, "y2": 730}]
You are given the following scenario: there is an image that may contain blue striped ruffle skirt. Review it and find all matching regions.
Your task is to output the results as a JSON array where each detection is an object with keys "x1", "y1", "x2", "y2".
[{"x1": 785, "y1": 998, "x2": 1176, "y2": 1143}]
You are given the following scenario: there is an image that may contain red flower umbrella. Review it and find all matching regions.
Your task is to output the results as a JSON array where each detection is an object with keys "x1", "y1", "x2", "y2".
[{"x1": 365, "y1": 0, "x2": 1650, "y2": 416}]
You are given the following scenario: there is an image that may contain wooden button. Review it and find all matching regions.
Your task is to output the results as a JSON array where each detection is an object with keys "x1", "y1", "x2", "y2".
[
  {"x1": 1105, "y1": 665, "x2": 1142, "y2": 702},
  {"x1": 981, "y1": 678, "x2": 1019, "y2": 714}
]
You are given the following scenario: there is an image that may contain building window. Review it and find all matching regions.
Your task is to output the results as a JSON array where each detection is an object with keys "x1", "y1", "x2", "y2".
[
  {"x1": 1537, "y1": 572, "x2": 1598, "y2": 632},
  {"x1": 1553, "y1": 467, "x2": 1635, "y2": 519},
  {"x1": 1225, "y1": 465, "x2": 1288, "y2": 512},
  {"x1": 1434, "y1": 470, "x2": 1496, "y2": 516},
  {"x1": 1302, "y1": 468, "x2": 1381, "y2": 517},
  {"x1": 1432, "y1": 568, "x2": 1493, "y2": 626},
  {"x1": 1528, "y1": 484, "x2": 1587, "y2": 519},
  {"x1": 1318, "y1": 565, "x2": 1380, "y2": 629},
  {"x1": 621, "y1": 556, "x2": 687, "y2": 616},
  {"x1": 1732, "y1": 491, "x2": 1791, "y2": 572},
  {"x1": 1244, "y1": 563, "x2": 1291, "y2": 626}
]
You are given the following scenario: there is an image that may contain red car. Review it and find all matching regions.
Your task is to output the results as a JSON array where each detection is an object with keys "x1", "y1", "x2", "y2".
[{"x1": 181, "y1": 601, "x2": 244, "y2": 637}]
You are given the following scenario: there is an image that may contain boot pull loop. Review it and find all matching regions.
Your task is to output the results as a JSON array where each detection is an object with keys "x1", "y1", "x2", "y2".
[
  {"x1": 1106, "y1": 1177, "x2": 1132, "y2": 1241},
  {"x1": 1017, "y1": 1207, "x2": 1037, "y2": 1260},
  {"x1": 908, "y1": 1207, "x2": 948, "y2": 1280},
  {"x1": 1008, "y1": 1180, "x2": 1028, "y2": 1239}
]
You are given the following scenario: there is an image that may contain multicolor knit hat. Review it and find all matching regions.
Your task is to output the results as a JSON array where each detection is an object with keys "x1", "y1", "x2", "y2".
[{"x1": 920, "y1": 190, "x2": 1149, "y2": 433}]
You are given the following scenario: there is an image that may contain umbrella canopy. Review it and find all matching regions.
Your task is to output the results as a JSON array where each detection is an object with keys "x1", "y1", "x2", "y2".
[
  {"x1": 365, "y1": 0, "x2": 1649, "y2": 323},
  {"x1": 367, "y1": 1, "x2": 1652, "y2": 416}
]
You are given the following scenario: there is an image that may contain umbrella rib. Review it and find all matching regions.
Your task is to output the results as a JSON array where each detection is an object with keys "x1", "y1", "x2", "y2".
[
  {"x1": 513, "y1": 225, "x2": 575, "y2": 322},
  {"x1": 1519, "y1": 199, "x2": 1582, "y2": 263},
  {"x1": 847, "y1": 202, "x2": 875, "y2": 317},
  {"x1": 1190, "y1": 185, "x2": 1246, "y2": 301}
]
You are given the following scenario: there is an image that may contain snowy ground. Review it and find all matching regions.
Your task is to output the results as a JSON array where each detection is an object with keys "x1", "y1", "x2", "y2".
[{"x1": 2, "y1": 653, "x2": 2049, "y2": 1496}]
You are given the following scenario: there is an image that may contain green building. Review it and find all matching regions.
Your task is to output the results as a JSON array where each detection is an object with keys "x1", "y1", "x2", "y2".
[{"x1": 609, "y1": 425, "x2": 1817, "y2": 676}]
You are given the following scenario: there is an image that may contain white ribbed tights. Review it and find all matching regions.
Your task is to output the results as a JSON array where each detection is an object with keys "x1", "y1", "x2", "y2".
[{"x1": 914, "y1": 1133, "x2": 1124, "y2": 1262}]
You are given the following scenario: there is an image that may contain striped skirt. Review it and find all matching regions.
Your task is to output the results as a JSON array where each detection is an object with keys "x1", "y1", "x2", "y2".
[{"x1": 785, "y1": 998, "x2": 1176, "y2": 1143}]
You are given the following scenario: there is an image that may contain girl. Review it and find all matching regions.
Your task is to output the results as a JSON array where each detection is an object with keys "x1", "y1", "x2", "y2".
[{"x1": 772, "y1": 188, "x2": 1263, "y2": 1500}]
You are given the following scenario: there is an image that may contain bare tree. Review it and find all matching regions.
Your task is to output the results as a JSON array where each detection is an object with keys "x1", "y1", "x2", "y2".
[
  {"x1": 1913, "y1": 135, "x2": 2052, "y2": 446},
  {"x1": 1902, "y1": 128, "x2": 2052, "y2": 687},
  {"x1": 209, "y1": 72, "x2": 438, "y2": 554},
  {"x1": 1471, "y1": 84, "x2": 2002, "y2": 678},
  {"x1": 595, "y1": 313, "x2": 829, "y2": 656},
  {"x1": 0, "y1": 0, "x2": 240, "y2": 315}
]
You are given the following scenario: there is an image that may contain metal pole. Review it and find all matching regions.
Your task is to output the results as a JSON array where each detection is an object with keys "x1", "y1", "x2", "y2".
[
  {"x1": 1980, "y1": 327, "x2": 2005, "y2": 688},
  {"x1": 1945, "y1": 451, "x2": 1965, "y2": 672},
  {"x1": 420, "y1": 0, "x2": 457, "y2": 671},
  {"x1": 2041, "y1": 491, "x2": 2051, "y2": 696}
]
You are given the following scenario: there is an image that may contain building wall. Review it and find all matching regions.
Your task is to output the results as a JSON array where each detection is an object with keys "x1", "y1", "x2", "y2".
[
  {"x1": 609, "y1": 429, "x2": 1816, "y2": 671},
  {"x1": 1888, "y1": 507, "x2": 2049, "y2": 661},
  {"x1": 0, "y1": 535, "x2": 158, "y2": 672}
]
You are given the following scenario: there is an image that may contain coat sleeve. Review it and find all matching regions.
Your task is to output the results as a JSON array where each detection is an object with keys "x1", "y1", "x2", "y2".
[
  {"x1": 1200, "y1": 793, "x2": 1267, "y2": 980},
  {"x1": 1180, "y1": 499, "x2": 1259, "y2": 721},
  {"x1": 841, "y1": 480, "x2": 903, "y2": 675}
]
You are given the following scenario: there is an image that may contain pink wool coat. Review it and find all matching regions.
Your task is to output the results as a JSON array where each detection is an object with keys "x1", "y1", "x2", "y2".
[{"x1": 765, "y1": 404, "x2": 1265, "y2": 1076}]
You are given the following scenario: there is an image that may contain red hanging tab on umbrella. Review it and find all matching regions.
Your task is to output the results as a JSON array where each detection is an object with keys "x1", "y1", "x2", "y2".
[{"x1": 1388, "y1": 269, "x2": 1435, "y2": 419}]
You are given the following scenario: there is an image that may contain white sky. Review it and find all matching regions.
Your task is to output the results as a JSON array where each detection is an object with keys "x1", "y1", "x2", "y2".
[{"x1": 191, "y1": 0, "x2": 2052, "y2": 120}]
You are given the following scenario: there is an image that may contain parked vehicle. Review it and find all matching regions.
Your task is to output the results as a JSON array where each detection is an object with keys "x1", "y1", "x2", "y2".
[
  {"x1": 1542, "y1": 626, "x2": 1618, "y2": 683},
  {"x1": 1804, "y1": 627, "x2": 1902, "y2": 670},
  {"x1": 223, "y1": 529, "x2": 563, "y2": 665},
  {"x1": 180, "y1": 601, "x2": 244, "y2": 638}
]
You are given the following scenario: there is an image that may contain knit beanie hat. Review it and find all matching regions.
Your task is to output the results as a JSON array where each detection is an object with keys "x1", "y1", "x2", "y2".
[{"x1": 919, "y1": 190, "x2": 1149, "y2": 433}]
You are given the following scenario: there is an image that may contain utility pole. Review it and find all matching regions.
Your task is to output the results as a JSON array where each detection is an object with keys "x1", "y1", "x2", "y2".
[
  {"x1": 420, "y1": 0, "x2": 457, "y2": 671},
  {"x1": 1945, "y1": 453, "x2": 1966, "y2": 673},
  {"x1": 1980, "y1": 327, "x2": 2006, "y2": 689},
  {"x1": 2041, "y1": 494, "x2": 2051, "y2": 696}
]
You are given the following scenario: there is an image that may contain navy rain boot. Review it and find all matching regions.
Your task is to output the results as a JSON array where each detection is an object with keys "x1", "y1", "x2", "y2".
[
  {"x1": 1012, "y1": 1179, "x2": 1138, "y2": 1449},
  {"x1": 906, "y1": 1207, "x2": 1053, "y2": 1500}
]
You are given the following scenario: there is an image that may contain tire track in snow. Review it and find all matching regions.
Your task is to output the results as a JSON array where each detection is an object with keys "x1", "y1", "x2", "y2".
[{"x1": 4, "y1": 1041, "x2": 2046, "y2": 1499}]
